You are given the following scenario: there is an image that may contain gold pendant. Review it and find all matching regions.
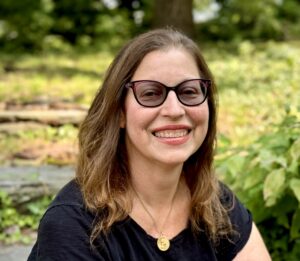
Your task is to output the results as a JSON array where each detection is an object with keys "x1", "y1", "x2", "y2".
[{"x1": 157, "y1": 235, "x2": 170, "y2": 251}]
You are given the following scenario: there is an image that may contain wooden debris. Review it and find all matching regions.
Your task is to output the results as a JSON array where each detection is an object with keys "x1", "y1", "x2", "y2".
[{"x1": 0, "y1": 110, "x2": 86, "y2": 126}]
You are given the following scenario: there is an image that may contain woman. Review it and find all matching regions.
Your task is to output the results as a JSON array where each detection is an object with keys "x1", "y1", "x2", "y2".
[{"x1": 28, "y1": 28, "x2": 271, "y2": 260}]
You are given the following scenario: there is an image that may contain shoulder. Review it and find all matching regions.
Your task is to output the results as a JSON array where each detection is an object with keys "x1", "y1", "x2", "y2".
[
  {"x1": 216, "y1": 182, "x2": 253, "y2": 261},
  {"x1": 219, "y1": 182, "x2": 252, "y2": 227},
  {"x1": 41, "y1": 181, "x2": 92, "y2": 228},
  {"x1": 49, "y1": 179, "x2": 84, "y2": 208},
  {"x1": 39, "y1": 179, "x2": 95, "y2": 239},
  {"x1": 28, "y1": 180, "x2": 104, "y2": 260}
]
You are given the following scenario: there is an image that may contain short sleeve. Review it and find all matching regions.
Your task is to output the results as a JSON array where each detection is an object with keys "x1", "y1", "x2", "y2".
[
  {"x1": 27, "y1": 204, "x2": 105, "y2": 261},
  {"x1": 215, "y1": 183, "x2": 253, "y2": 261}
]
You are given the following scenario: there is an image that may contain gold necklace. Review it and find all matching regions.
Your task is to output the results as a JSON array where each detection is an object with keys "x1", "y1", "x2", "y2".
[{"x1": 132, "y1": 186, "x2": 178, "y2": 251}]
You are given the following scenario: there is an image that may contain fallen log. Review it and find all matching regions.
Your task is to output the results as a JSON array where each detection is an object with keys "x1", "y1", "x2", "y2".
[{"x1": 0, "y1": 110, "x2": 87, "y2": 126}]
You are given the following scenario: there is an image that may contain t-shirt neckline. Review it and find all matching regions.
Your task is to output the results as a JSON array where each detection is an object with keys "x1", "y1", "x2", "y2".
[{"x1": 127, "y1": 215, "x2": 190, "y2": 243}]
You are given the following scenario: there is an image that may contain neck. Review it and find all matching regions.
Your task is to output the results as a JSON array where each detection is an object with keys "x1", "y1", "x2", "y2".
[
  {"x1": 129, "y1": 163, "x2": 191, "y2": 242},
  {"x1": 130, "y1": 164, "x2": 183, "y2": 207}
]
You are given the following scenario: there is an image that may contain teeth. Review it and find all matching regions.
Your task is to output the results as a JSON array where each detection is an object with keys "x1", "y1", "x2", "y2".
[{"x1": 154, "y1": 129, "x2": 188, "y2": 138}]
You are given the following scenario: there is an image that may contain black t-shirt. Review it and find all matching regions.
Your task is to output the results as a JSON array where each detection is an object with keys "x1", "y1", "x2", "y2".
[{"x1": 28, "y1": 180, "x2": 252, "y2": 261}]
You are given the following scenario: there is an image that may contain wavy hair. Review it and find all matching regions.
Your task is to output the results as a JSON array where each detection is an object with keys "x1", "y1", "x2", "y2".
[{"x1": 76, "y1": 28, "x2": 233, "y2": 244}]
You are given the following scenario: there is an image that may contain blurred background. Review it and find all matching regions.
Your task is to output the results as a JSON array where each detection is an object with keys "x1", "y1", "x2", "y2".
[{"x1": 0, "y1": 0, "x2": 299, "y2": 260}]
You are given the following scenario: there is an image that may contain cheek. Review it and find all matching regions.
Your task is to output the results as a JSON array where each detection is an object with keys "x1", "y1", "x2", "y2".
[
  {"x1": 123, "y1": 103, "x2": 152, "y2": 136},
  {"x1": 125, "y1": 111, "x2": 154, "y2": 135},
  {"x1": 124, "y1": 93, "x2": 159, "y2": 133},
  {"x1": 189, "y1": 104, "x2": 209, "y2": 127}
]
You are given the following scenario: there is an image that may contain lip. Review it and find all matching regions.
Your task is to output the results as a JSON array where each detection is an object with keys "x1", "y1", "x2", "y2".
[
  {"x1": 152, "y1": 125, "x2": 191, "y2": 145},
  {"x1": 152, "y1": 124, "x2": 191, "y2": 132}
]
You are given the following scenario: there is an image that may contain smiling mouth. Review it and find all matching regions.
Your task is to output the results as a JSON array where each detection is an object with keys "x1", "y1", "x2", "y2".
[{"x1": 153, "y1": 129, "x2": 190, "y2": 138}]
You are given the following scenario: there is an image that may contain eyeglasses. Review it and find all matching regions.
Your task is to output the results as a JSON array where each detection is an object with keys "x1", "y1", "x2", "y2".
[{"x1": 125, "y1": 79, "x2": 210, "y2": 107}]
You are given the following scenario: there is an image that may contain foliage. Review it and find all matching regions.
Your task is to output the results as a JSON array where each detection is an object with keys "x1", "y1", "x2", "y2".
[
  {"x1": 207, "y1": 40, "x2": 300, "y2": 146},
  {"x1": 50, "y1": 0, "x2": 134, "y2": 49},
  {"x1": 0, "y1": 124, "x2": 79, "y2": 165},
  {"x1": 216, "y1": 108, "x2": 300, "y2": 260},
  {"x1": 0, "y1": 50, "x2": 112, "y2": 104},
  {"x1": 197, "y1": 0, "x2": 300, "y2": 42},
  {"x1": 277, "y1": 0, "x2": 300, "y2": 39},
  {"x1": 0, "y1": 40, "x2": 299, "y2": 259},
  {"x1": 0, "y1": 0, "x2": 53, "y2": 51},
  {"x1": 211, "y1": 39, "x2": 300, "y2": 260},
  {"x1": 2, "y1": 0, "x2": 300, "y2": 52},
  {"x1": 0, "y1": 0, "x2": 135, "y2": 52},
  {"x1": 0, "y1": 190, "x2": 52, "y2": 244}
]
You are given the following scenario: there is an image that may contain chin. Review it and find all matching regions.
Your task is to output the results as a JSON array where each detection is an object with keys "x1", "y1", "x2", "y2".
[{"x1": 158, "y1": 154, "x2": 191, "y2": 166}]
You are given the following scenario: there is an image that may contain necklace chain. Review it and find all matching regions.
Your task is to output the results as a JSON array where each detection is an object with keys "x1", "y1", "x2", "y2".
[{"x1": 132, "y1": 184, "x2": 178, "y2": 251}]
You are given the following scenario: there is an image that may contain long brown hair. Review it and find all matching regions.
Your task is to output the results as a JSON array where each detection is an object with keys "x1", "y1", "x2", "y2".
[{"x1": 76, "y1": 28, "x2": 232, "y2": 244}]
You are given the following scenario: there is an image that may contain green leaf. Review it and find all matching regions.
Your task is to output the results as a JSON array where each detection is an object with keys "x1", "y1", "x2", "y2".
[
  {"x1": 263, "y1": 168, "x2": 285, "y2": 207},
  {"x1": 277, "y1": 214, "x2": 289, "y2": 229},
  {"x1": 290, "y1": 208, "x2": 300, "y2": 239},
  {"x1": 289, "y1": 138, "x2": 300, "y2": 162},
  {"x1": 290, "y1": 178, "x2": 300, "y2": 203},
  {"x1": 287, "y1": 159, "x2": 299, "y2": 175},
  {"x1": 243, "y1": 167, "x2": 265, "y2": 189}
]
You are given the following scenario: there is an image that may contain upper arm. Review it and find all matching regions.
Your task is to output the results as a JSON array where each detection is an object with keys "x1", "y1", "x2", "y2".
[
  {"x1": 233, "y1": 222, "x2": 271, "y2": 261},
  {"x1": 29, "y1": 205, "x2": 105, "y2": 261},
  {"x1": 216, "y1": 184, "x2": 267, "y2": 260}
]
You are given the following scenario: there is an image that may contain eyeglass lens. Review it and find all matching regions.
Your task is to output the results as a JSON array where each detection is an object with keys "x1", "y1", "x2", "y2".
[{"x1": 127, "y1": 79, "x2": 209, "y2": 107}]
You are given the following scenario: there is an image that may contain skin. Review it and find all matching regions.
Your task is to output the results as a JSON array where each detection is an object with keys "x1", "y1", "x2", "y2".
[
  {"x1": 121, "y1": 47, "x2": 207, "y2": 238},
  {"x1": 233, "y1": 223, "x2": 272, "y2": 261},
  {"x1": 121, "y1": 47, "x2": 209, "y2": 173},
  {"x1": 120, "y1": 47, "x2": 271, "y2": 260}
]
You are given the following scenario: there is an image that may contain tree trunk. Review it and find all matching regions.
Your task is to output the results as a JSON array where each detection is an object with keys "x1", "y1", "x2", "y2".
[{"x1": 153, "y1": 0, "x2": 195, "y2": 38}]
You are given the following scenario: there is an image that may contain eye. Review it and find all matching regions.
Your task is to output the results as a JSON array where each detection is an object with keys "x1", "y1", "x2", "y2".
[
  {"x1": 141, "y1": 88, "x2": 162, "y2": 97},
  {"x1": 179, "y1": 86, "x2": 201, "y2": 96},
  {"x1": 137, "y1": 85, "x2": 164, "y2": 101}
]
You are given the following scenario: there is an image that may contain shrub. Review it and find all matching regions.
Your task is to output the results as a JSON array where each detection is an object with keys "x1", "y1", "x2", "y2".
[
  {"x1": 216, "y1": 108, "x2": 300, "y2": 260},
  {"x1": 0, "y1": 190, "x2": 52, "y2": 244}
]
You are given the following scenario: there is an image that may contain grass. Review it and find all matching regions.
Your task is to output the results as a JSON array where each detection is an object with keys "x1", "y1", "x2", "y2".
[
  {"x1": 0, "y1": 41, "x2": 299, "y2": 252},
  {"x1": 0, "y1": 41, "x2": 299, "y2": 164},
  {"x1": 0, "y1": 51, "x2": 112, "y2": 104},
  {"x1": 0, "y1": 50, "x2": 112, "y2": 164},
  {"x1": 206, "y1": 40, "x2": 300, "y2": 146}
]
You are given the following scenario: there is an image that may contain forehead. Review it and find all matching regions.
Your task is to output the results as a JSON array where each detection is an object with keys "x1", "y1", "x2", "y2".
[{"x1": 132, "y1": 48, "x2": 200, "y2": 84}]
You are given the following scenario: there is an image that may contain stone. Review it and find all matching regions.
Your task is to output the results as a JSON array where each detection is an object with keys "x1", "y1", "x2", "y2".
[{"x1": 0, "y1": 165, "x2": 75, "y2": 206}]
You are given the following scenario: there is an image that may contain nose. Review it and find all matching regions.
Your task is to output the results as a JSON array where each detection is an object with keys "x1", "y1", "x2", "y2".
[{"x1": 160, "y1": 90, "x2": 185, "y2": 118}]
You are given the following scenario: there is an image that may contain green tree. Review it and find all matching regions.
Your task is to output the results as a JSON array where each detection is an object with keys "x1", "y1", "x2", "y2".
[
  {"x1": 200, "y1": 0, "x2": 283, "y2": 41},
  {"x1": 0, "y1": 0, "x2": 53, "y2": 51},
  {"x1": 277, "y1": 0, "x2": 300, "y2": 39},
  {"x1": 152, "y1": 0, "x2": 195, "y2": 38},
  {"x1": 197, "y1": 0, "x2": 300, "y2": 41}
]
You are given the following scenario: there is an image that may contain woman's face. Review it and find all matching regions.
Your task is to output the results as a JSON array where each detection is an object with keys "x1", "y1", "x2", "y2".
[{"x1": 121, "y1": 48, "x2": 209, "y2": 169}]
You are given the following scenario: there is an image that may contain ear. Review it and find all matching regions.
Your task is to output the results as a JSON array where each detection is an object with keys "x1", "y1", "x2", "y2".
[{"x1": 120, "y1": 109, "x2": 126, "y2": 128}]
